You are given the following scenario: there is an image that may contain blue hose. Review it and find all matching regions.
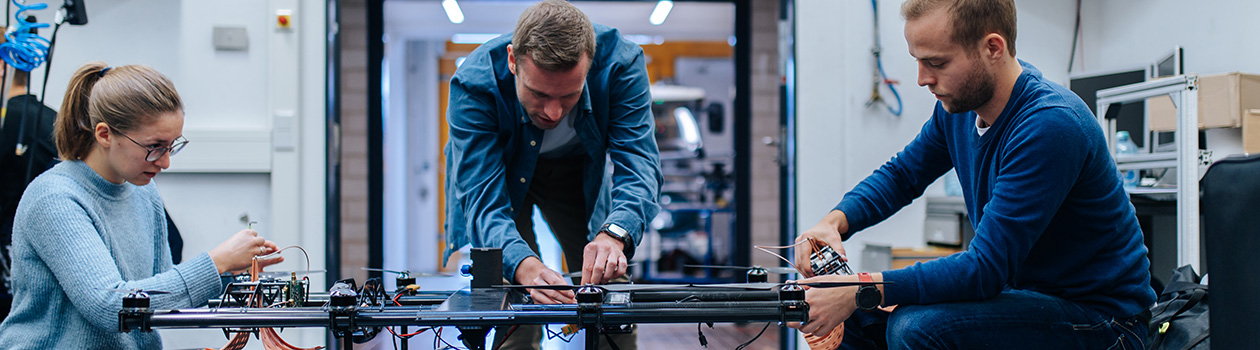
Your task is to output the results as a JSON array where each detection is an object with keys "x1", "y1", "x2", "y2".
[
  {"x1": 871, "y1": 0, "x2": 903, "y2": 116},
  {"x1": 876, "y1": 52, "x2": 903, "y2": 116},
  {"x1": 0, "y1": 0, "x2": 50, "y2": 72}
]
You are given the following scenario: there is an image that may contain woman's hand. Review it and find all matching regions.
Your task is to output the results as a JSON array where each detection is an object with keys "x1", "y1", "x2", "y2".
[{"x1": 208, "y1": 229, "x2": 284, "y2": 274}]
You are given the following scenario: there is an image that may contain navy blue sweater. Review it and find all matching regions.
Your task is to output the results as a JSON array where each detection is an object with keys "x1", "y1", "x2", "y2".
[{"x1": 837, "y1": 61, "x2": 1156, "y2": 318}]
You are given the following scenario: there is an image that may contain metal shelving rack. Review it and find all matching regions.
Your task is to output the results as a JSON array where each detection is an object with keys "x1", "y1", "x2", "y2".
[{"x1": 1096, "y1": 75, "x2": 1201, "y2": 270}]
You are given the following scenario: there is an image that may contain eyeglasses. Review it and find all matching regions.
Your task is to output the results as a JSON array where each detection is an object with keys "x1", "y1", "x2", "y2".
[{"x1": 110, "y1": 127, "x2": 188, "y2": 162}]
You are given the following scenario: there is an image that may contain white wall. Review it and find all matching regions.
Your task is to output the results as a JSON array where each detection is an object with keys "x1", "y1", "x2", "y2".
[
  {"x1": 13, "y1": 0, "x2": 327, "y2": 347},
  {"x1": 795, "y1": 0, "x2": 1076, "y2": 271},
  {"x1": 1080, "y1": 0, "x2": 1260, "y2": 76},
  {"x1": 28, "y1": 0, "x2": 179, "y2": 109},
  {"x1": 1080, "y1": 0, "x2": 1259, "y2": 158}
]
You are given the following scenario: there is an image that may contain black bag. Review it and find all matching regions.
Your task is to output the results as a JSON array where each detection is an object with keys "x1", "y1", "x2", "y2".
[{"x1": 1147, "y1": 265, "x2": 1209, "y2": 350}]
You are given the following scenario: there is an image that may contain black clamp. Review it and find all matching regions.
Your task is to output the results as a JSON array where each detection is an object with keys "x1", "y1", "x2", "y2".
[
  {"x1": 777, "y1": 283, "x2": 809, "y2": 325},
  {"x1": 118, "y1": 293, "x2": 153, "y2": 333},
  {"x1": 328, "y1": 286, "x2": 359, "y2": 341}
]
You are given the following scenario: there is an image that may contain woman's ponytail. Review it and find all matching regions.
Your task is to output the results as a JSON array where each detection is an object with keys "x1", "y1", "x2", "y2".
[{"x1": 54, "y1": 62, "x2": 108, "y2": 160}]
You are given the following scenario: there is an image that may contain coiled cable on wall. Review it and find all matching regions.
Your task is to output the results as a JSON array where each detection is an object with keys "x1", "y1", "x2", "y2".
[{"x1": 0, "y1": 0, "x2": 49, "y2": 72}]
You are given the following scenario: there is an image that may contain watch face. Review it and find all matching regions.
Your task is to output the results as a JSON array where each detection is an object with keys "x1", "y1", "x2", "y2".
[{"x1": 856, "y1": 286, "x2": 881, "y2": 310}]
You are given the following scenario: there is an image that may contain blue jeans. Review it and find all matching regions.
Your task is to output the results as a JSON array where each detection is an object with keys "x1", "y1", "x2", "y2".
[{"x1": 838, "y1": 290, "x2": 1146, "y2": 350}]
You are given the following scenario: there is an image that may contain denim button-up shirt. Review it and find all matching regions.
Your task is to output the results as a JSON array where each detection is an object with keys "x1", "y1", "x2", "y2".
[{"x1": 443, "y1": 24, "x2": 662, "y2": 282}]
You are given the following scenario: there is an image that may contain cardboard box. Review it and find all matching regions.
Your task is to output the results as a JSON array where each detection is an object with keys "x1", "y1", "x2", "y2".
[
  {"x1": 1246, "y1": 109, "x2": 1260, "y2": 154},
  {"x1": 1148, "y1": 72, "x2": 1260, "y2": 132}
]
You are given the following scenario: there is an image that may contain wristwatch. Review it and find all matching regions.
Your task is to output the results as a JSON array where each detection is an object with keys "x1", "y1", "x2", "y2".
[
  {"x1": 600, "y1": 223, "x2": 636, "y2": 258},
  {"x1": 855, "y1": 272, "x2": 882, "y2": 311}
]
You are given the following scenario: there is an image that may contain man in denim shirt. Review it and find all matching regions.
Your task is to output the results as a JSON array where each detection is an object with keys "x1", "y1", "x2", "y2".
[{"x1": 443, "y1": 1, "x2": 660, "y2": 348}]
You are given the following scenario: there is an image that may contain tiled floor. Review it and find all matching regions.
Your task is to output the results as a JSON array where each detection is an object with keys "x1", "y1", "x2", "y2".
[
  {"x1": 359, "y1": 322, "x2": 784, "y2": 350},
  {"x1": 638, "y1": 322, "x2": 782, "y2": 350}
]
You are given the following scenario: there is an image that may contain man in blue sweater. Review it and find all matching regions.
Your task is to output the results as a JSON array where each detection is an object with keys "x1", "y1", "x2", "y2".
[{"x1": 790, "y1": 0, "x2": 1155, "y2": 349}]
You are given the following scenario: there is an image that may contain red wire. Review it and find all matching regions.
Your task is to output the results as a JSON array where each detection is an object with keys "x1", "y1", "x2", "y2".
[
  {"x1": 385, "y1": 291, "x2": 420, "y2": 338},
  {"x1": 387, "y1": 326, "x2": 427, "y2": 338}
]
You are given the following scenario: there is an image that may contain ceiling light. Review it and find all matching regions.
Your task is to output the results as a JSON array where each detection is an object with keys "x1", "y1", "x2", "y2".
[
  {"x1": 451, "y1": 33, "x2": 500, "y2": 44},
  {"x1": 443, "y1": 0, "x2": 464, "y2": 24},
  {"x1": 649, "y1": 0, "x2": 673, "y2": 26},
  {"x1": 624, "y1": 35, "x2": 653, "y2": 45}
]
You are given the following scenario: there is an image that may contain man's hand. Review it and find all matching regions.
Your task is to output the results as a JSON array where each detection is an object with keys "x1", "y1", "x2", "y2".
[
  {"x1": 581, "y1": 233, "x2": 628, "y2": 285},
  {"x1": 794, "y1": 210, "x2": 850, "y2": 277},
  {"x1": 785, "y1": 274, "x2": 859, "y2": 337},
  {"x1": 515, "y1": 257, "x2": 575, "y2": 304}
]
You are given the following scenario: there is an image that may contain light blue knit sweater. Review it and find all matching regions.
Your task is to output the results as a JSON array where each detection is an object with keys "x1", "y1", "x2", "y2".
[{"x1": 0, "y1": 161, "x2": 222, "y2": 349}]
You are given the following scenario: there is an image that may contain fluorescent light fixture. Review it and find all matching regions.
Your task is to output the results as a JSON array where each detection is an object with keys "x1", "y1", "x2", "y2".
[
  {"x1": 624, "y1": 35, "x2": 653, "y2": 45},
  {"x1": 649, "y1": 0, "x2": 673, "y2": 26},
  {"x1": 443, "y1": 0, "x2": 464, "y2": 24},
  {"x1": 451, "y1": 33, "x2": 500, "y2": 44},
  {"x1": 624, "y1": 35, "x2": 666, "y2": 46}
]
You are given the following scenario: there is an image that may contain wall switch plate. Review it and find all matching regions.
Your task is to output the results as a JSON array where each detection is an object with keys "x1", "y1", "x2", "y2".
[{"x1": 212, "y1": 26, "x2": 249, "y2": 51}]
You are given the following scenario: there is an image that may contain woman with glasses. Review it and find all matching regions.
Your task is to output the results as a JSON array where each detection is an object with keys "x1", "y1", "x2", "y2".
[{"x1": 0, "y1": 62, "x2": 285, "y2": 349}]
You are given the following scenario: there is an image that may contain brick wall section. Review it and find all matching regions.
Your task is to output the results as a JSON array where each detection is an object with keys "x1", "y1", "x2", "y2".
[
  {"x1": 749, "y1": 0, "x2": 784, "y2": 274},
  {"x1": 339, "y1": 0, "x2": 369, "y2": 283}
]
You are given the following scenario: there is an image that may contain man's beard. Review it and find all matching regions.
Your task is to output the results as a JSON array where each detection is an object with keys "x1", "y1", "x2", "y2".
[{"x1": 941, "y1": 60, "x2": 996, "y2": 113}]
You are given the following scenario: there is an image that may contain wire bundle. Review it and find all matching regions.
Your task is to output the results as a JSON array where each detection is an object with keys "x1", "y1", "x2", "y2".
[
  {"x1": 208, "y1": 246, "x2": 324, "y2": 350},
  {"x1": 0, "y1": 0, "x2": 50, "y2": 72}
]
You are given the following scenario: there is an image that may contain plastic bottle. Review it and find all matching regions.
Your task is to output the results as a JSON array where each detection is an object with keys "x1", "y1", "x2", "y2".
[
  {"x1": 943, "y1": 169, "x2": 963, "y2": 197},
  {"x1": 1116, "y1": 131, "x2": 1140, "y2": 189}
]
